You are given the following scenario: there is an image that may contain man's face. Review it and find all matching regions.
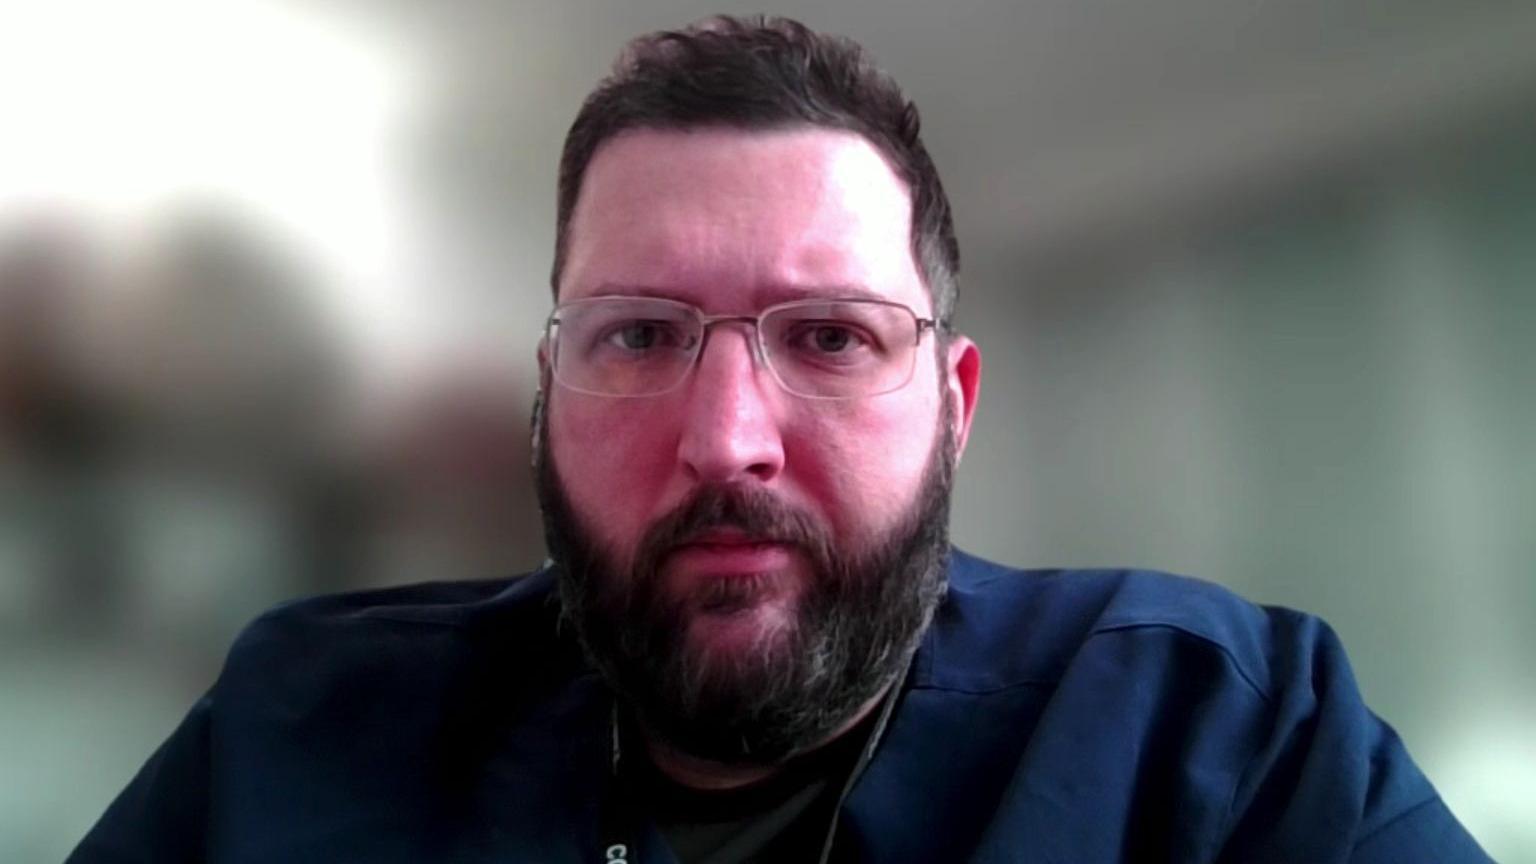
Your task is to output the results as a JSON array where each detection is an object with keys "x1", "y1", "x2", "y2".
[{"x1": 539, "y1": 127, "x2": 979, "y2": 762}]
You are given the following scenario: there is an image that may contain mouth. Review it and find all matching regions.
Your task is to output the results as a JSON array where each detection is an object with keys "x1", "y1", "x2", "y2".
[
  {"x1": 667, "y1": 530, "x2": 796, "y2": 577},
  {"x1": 683, "y1": 528, "x2": 782, "y2": 549}
]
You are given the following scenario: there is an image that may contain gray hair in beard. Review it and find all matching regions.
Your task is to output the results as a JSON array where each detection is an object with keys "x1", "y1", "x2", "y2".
[{"x1": 533, "y1": 392, "x2": 955, "y2": 765}]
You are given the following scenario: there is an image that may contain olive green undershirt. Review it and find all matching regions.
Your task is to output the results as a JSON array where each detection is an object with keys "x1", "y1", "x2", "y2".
[{"x1": 624, "y1": 711, "x2": 880, "y2": 864}]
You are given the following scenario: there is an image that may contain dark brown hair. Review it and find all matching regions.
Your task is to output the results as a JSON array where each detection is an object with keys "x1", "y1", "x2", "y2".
[{"x1": 552, "y1": 15, "x2": 960, "y2": 324}]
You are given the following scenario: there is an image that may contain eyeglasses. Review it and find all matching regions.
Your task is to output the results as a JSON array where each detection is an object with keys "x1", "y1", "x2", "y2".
[{"x1": 544, "y1": 296, "x2": 939, "y2": 399}]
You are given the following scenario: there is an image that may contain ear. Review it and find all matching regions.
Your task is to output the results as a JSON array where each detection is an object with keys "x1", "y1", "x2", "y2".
[
  {"x1": 531, "y1": 336, "x2": 552, "y2": 466},
  {"x1": 944, "y1": 333, "x2": 981, "y2": 460}
]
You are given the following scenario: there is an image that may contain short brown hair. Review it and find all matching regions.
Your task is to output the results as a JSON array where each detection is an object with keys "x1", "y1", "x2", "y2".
[{"x1": 552, "y1": 15, "x2": 960, "y2": 324}]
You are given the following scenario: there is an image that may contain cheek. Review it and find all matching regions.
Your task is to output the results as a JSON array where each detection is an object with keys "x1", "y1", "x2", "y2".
[
  {"x1": 788, "y1": 388, "x2": 940, "y2": 540},
  {"x1": 548, "y1": 398, "x2": 675, "y2": 549}
]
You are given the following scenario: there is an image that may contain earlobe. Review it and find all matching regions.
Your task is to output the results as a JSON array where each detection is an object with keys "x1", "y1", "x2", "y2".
[{"x1": 945, "y1": 335, "x2": 981, "y2": 458}]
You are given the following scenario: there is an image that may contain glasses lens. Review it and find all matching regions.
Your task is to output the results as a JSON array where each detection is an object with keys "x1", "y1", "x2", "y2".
[
  {"x1": 760, "y1": 301, "x2": 919, "y2": 397},
  {"x1": 552, "y1": 298, "x2": 700, "y2": 395}
]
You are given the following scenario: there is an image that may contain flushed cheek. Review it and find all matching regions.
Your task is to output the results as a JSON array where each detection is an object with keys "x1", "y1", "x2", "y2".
[
  {"x1": 787, "y1": 401, "x2": 937, "y2": 540},
  {"x1": 548, "y1": 401, "x2": 676, "y2": 553}
]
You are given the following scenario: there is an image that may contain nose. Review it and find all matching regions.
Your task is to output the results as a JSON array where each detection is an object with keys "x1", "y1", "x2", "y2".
[{"x1": 675, "y1": 324, "x2": 786, "y2": 485}]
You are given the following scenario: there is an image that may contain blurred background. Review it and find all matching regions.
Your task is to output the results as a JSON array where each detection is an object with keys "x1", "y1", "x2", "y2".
[{"x1": 1, "y1": 0, "x2": 1532, "y2": 860}]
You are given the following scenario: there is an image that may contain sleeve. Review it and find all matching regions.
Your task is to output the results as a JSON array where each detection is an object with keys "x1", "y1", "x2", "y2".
[
  {"x1": 1216, "y1": 611, "x2": 1494, "y2": 864},
  {"x1": 65, "y1": 695, "x2": 213, "y2": 864}
]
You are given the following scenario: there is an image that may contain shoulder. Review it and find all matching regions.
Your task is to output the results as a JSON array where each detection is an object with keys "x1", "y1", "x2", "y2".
[
  {"x1": 229, "y1": 566, "x2": 560, "y2": 657},
  {"x1": 215, "y1": 566, "x2": 587, "y2": 722},
  {"x1": 899, "y1": 551, "x2": 1484, "y2": 860},
  {"x1": 230, "y1": 566, "x2": 558, "y2": 646},
  {"x1": 928, "y1": 548, "x2": 1330, "y2": 702}
]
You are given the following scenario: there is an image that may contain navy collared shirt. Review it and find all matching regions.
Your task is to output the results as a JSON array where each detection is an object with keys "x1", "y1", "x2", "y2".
[{"x1": 70, "y1": 551, "x2": 1492, "y2": 862}]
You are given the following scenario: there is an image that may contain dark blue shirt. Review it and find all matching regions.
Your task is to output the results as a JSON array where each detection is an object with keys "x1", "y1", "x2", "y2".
[{"x1": 70, "y1": 550, "x2": 1492, "y2": 862}]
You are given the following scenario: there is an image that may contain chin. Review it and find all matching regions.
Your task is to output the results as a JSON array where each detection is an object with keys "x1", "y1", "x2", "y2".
[{"x1": 683, "y1": 593, "x2": 800, "y2": 656}]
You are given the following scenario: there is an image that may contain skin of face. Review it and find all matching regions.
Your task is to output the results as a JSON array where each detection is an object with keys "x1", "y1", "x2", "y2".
[{"x1": 544, "y1": 126, "x2": 980, "y2": 663}]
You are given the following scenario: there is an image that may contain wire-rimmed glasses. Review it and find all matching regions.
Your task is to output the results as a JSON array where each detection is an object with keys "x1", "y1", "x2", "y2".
[{"x1": 544, "y1": 296, "x2": 938, "y2": 399}]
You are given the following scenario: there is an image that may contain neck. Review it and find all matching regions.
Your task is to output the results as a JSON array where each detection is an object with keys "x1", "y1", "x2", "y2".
[{"x1": 639, "y1": 684, "x2": 891, "y2": 791}]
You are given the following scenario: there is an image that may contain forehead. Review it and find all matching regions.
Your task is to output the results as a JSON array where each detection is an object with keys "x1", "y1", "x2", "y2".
[{"x1": 560, "y1": 126, "x2": 927, "y2": 313}]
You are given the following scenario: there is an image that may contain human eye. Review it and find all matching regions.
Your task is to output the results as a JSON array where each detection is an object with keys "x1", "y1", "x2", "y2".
[
  {"x1": 782, "y1": 320, "x2": 876, "y2": 363},
  {"x1": 600, "y1": 319, "x2": 688, "y2": 352}
]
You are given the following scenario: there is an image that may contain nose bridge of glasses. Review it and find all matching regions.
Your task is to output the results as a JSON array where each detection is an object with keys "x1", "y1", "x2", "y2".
[{"x1": 696, "y1": 314, "x2": 768, "y2": 368}]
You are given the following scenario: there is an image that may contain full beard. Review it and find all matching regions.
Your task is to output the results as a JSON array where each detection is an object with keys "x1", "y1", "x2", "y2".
[{"x1": 534, "y1": 395, "x2": 956, "y2": 767}]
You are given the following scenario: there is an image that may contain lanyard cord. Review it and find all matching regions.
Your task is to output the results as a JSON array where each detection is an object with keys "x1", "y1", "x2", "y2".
[
  {"x1": 599, "y1": 702, "x2": 640, "y2": 863},
  {"x1": 810, "y1": 669, "x2": 906, "y2": 864},
  {"x1": 596, "y1": 652, "x2": 913, "y2": 864}
]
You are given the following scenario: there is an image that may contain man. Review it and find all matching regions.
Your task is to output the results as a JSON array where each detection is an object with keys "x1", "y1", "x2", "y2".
[{"x1": 72, "y1": 15, "x2": 1491, "y2": 863}]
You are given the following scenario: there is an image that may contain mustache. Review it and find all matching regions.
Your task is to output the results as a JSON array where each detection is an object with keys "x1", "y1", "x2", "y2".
[{"x1": 633, "y1": 484, "x2": 834, "y2": 573}]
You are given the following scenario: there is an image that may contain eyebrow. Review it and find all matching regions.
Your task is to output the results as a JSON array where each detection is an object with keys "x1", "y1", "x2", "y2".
[{"x1": 582, "y1": 282, "x2": 887, "y2": 306}]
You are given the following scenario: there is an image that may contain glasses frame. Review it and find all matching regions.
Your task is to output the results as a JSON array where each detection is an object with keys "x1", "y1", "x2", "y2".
[{"x1": 544, "y1": 295, "x2": 940, "y2": 400}]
